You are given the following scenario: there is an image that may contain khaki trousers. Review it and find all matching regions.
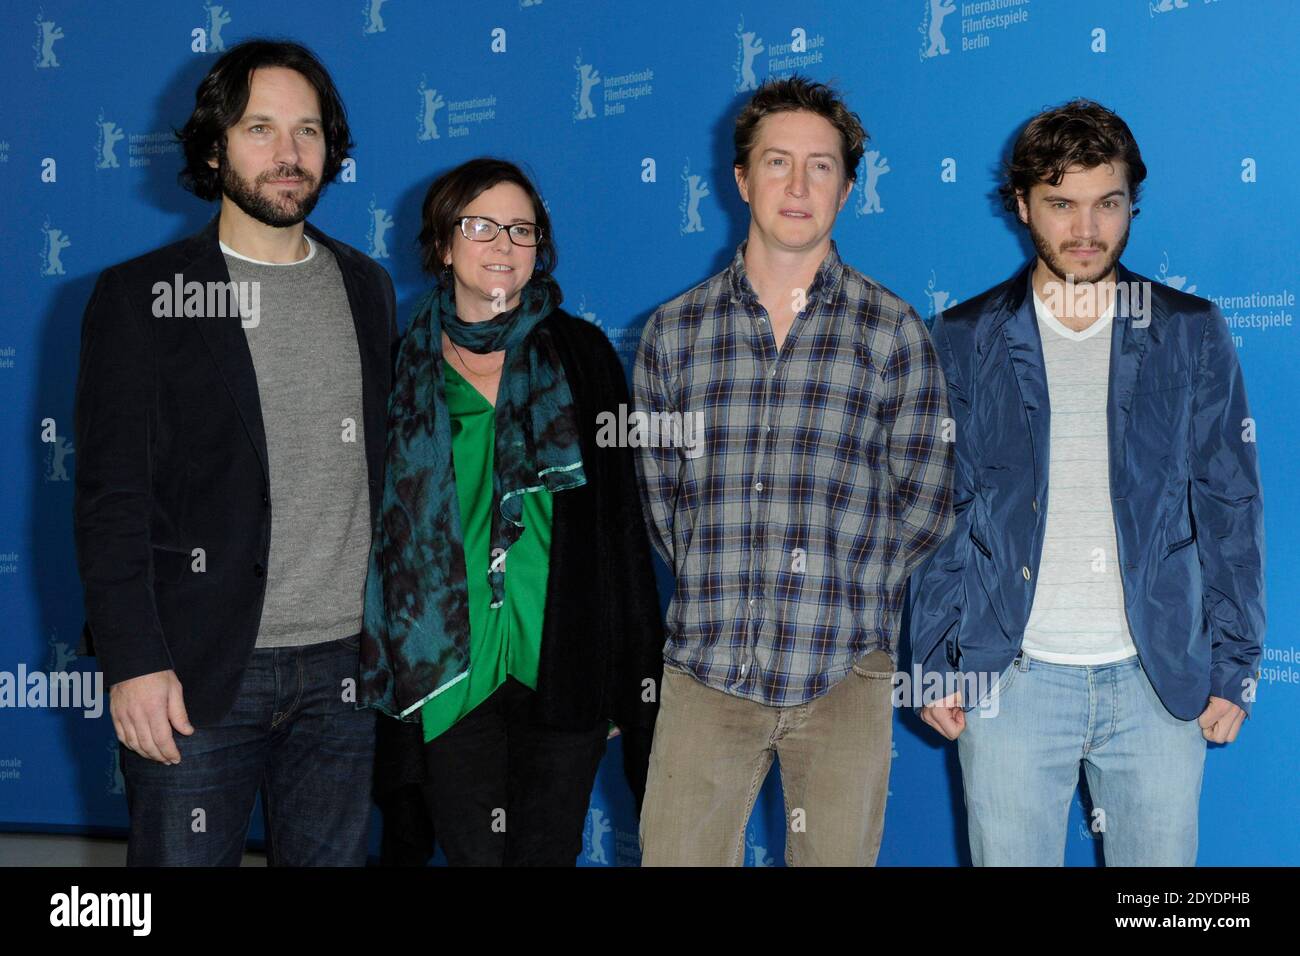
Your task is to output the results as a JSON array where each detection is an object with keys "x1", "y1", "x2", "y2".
[{"x1": 639, "y1": 650, "x2": 894, "y2": 866}]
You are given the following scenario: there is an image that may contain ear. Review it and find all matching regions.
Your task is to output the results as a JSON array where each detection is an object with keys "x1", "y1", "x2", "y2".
[
  {"x1": 733, "y1": 164, "x2": 750, "y2": 204},
  {"x1": 1015, "y1": 191, "x2": 1029, "y2": 226},
  {"x1": 838, "y1": 176, "x2": 853, "y2": 212}
]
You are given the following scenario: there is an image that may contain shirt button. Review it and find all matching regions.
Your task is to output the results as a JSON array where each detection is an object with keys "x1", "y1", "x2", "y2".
[
  {"x1": 1022, "y1": 566, "x2": 1031, "y2": 581},
  {"x1": 749, "y1": 598, "x2": 756, "y2": 606},
  {"x1": 1032, "y1": 498, "x2": 1038, "y2": 512},
  {"x1": 754, "y1": 481, "x2": 764, "y2": 491},
  {"x1": 763, "y1": 424, "x2": 771, "y2": 433}
]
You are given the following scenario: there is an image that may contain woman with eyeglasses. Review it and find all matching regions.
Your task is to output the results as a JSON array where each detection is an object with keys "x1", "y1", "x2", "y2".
[{"x1": 361, "y1": 157, "x2": 664, "y2": 866}]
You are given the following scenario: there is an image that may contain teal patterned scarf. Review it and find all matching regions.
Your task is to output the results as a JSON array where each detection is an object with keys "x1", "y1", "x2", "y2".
[{"x1": 360, "y1": 278, "x2": 586, "y2": 719}]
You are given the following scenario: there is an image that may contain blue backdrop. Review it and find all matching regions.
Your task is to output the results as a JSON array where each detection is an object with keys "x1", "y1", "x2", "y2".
[{"x1": 1, "y1": 0, "x2": 1296, "y2": 866}]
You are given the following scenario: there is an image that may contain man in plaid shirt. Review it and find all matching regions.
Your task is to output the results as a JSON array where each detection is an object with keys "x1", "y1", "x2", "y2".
[{"x1": 633, "y1": 76, "x2": 954, "y2": 866}]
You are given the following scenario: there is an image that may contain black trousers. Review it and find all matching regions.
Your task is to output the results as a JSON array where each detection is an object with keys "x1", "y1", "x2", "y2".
[{"x1": 422, "y1": 677, "x2": 608, "y2": 866}]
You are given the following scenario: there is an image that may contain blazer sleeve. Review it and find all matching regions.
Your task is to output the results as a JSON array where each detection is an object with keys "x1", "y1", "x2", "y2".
[
  {"x1": 907, "y1": 309, "x2": 974, "y2": 703},
  {"x1": 587, "y1": 325, "x2": 663, "y2": 813},
  {"x1": 73, "y1": 267, "x2": 175, "y2": 686},
  {"x1": 381, "y1": 265, "x2": 400, "y2": 376},
  {"x1": 1191, "y1": 305, "x2": 1265, "y2": 715},
  {"x1": 592, "y1": 330, "x2": 665, "y2": 727}
]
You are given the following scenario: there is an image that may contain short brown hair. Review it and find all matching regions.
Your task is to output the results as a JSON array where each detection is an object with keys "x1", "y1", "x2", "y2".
[
  {"x1": 733, "y1": 75, "x2": 867, "y2": 182},
  {"x1": 417, "y1": 157, "x2": 559, "y2": 296},
  {"x1": 999, "y1": 99, "x2": 1147, "y2": 217}
]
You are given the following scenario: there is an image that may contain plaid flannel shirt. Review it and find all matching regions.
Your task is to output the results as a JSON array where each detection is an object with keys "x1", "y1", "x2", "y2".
[{"x1": 633, "y1": 241, "x2": 954, "y2": 707}]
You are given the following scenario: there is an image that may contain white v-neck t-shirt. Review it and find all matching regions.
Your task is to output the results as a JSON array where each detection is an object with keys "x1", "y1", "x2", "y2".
[{"x1": 1020, "y1": 291, "x2": 1138, "y2": 665}]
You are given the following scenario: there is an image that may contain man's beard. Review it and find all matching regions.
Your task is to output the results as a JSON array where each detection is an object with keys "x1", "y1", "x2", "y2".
[
  {"x1": 1027, "y1": 213, "x2": 1129, "y2": 285},
  {"x1": 220, "y1": 160, "x2": 323, "y2": 227}
]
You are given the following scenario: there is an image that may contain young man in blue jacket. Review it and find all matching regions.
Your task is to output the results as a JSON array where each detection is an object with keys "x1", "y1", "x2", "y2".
[{"x1": 909, "y1": 100, "x2": 1264, "y2": 866}]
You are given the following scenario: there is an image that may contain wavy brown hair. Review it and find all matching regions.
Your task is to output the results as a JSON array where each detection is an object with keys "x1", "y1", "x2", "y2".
[
  {"x1": 999, "y1": 99, "x2": 1146, "y2": 217},
  {"x1": 177, "y1": 39, "x2": 353, "y2": 202}
]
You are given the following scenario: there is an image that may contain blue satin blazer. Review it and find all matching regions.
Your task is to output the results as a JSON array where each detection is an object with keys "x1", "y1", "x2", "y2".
[{"x1": 909, "y1": 261, "x2": 1265, "y2": 720}]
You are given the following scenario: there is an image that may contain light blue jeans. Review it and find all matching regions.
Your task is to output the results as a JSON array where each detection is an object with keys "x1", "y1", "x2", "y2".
[{"x1": 957, "y1": 652, "x2": 1207, "y2": 866}]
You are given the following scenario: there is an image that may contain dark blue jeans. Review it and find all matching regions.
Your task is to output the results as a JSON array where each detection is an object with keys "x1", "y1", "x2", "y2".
[{"x1": 121, "y1": 635, "x2": 376, "y2": 866}]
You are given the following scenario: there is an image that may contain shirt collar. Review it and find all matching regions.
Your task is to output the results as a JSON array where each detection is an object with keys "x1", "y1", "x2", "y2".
[{"x1": 726, "y1": 239, "x2": 845, "y2": 308}]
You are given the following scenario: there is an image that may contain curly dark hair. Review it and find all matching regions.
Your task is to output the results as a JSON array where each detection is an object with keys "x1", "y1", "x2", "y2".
[
  {"x1": 176, "y1": 39, "x2": 353, "y2": 201},
  {"x1": 999, "y1": 99, "x2": 1146, "y2": 217},
  {"x1": 733, "y1": 75, "x2": 868, "y2": 182},
  {"x1": 417, "y1": 157, "x2": 559, "y2": 298}
]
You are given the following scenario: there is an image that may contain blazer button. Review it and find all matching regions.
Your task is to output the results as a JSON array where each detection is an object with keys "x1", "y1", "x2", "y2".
[
  {"x1": 253, "y1": 563, "x2": 265, "y2": 578},
  {"x1": 1022, "y1": 566, "x2": 1031, "y2": 581},
  {"x1": 261, "y1": 492, "x2": 270, "y2": 507}
]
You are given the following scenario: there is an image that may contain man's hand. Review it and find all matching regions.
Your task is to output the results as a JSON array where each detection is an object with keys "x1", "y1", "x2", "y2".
[
  {"x1": 109, "y1": 670, "x2": 194, "y2": 764},
  {"x1": 1198, "y1": 696, "x2": 1246, "y2": 744},
  {"x1": 920, "y1": 691, "x2": 966, "y2": 740}
]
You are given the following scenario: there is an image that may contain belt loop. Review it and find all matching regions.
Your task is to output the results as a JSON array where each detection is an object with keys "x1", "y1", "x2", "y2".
[{"x1": 1015, "y1": 650, "x2": 1030, "y2": 673}]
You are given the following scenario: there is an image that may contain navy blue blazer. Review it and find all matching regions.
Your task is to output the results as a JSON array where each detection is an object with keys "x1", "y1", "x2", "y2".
[{"x1": 909, "y1": 261, "x2": 1265, "y2": 720}]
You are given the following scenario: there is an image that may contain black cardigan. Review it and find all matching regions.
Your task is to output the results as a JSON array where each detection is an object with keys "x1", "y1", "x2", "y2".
[{"x1": 373, "y1": 308, "x2": 665, "y2": 862}]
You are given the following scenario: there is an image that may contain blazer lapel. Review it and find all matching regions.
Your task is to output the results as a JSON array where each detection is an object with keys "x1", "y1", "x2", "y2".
[
  {"x1": 994, "y1": 263, "x2": 1050, "y2": 491},
  {"x1": 1107, "y1": 262, "x2": 1151, "y2": 464},
  {"x1": 185, "y1": 218, "x2": 270, "y2": 483}
]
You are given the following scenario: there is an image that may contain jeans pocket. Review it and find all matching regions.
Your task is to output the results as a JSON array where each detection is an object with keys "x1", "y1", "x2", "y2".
[
  {"x1": 994, "y1": 659, "x2": 1019, "y2": 696},
  {"x1": 967, "y1": 657, "x2": 1020, "y2": 712}
]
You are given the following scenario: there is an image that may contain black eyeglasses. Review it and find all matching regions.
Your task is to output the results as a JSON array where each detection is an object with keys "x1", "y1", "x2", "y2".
[{"x1": 456, "y1": 216, "x2": 542, "y2": 247}]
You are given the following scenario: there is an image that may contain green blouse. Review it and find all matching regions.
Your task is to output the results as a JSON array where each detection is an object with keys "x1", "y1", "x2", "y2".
[{"x1": 420, "y1": 360, "x2": 553, "y2": 743}]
